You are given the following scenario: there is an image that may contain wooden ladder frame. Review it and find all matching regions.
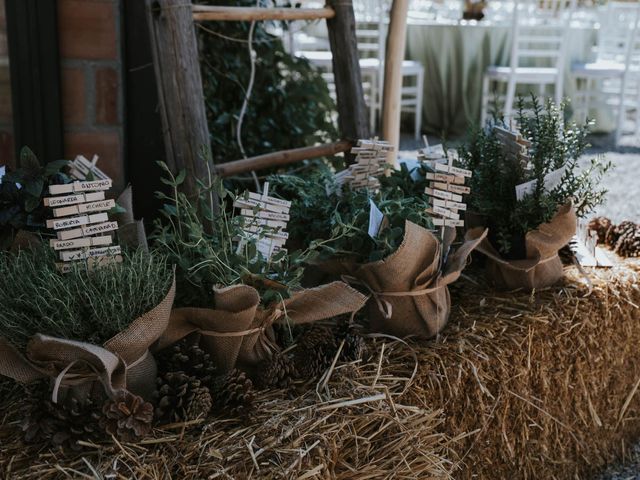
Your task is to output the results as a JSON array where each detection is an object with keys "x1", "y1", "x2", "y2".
[{"x1": 144, "y1": 0, "x2": 373, "y2": 199}]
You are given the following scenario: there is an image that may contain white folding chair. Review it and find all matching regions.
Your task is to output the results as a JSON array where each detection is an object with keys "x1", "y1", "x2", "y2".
[
  {"x1": 352, "y1": 0, "x2": 425, "y2": 138},
  {"x1": 571, "y1": 2, "x2": 640, "y2": 146},
  {"x1": 480, "y1": 0, "x2": 577, "y2": 124},
  {"x1": 294, "y1": 0, "x2": 425, "y2": 139}
]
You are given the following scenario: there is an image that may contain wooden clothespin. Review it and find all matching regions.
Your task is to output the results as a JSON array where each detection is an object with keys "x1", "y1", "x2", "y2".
[{"x1": 45, "y1": 176, "x2": 122, "y2": 272}]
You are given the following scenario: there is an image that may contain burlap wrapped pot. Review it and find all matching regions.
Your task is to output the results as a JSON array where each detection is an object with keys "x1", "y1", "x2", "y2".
[
  {"x1": 465, "y1": 202, "x2": 577, "y2": 290},
  {"x1": 339, "y1": 221, "x2": 487, "y2": 339},
  {"x1": 0, "y1": 279, "x2": 175, "y2": 402},
  {"x1": 156, "y1": 281, "x2": 368, "y2": 372},
  {"x1": 114, "y1": 185, "x2": 148, "y2": 250}
]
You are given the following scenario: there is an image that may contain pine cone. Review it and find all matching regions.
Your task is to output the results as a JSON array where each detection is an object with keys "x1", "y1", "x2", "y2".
[
  {"x1": 153, "y1": 371, "x2": 212, "y2": 423},
  {"x1": 186, "y1": 388, "x2": 213, "y2": 421},
  {"x1": 605, "y1": 221, "x2": 636, "y2": 248},
  {"x1": 101, "y1": 391, "x2": 154, "y2": 442},
  {"x1": 22, "y1": 395, "x2": 102, "y2": 450},
  {"x1": 255, "y1": 353, "x2": 298, "y2": 390},
  {"x1": 614, "y1": 223, "x2": 640, "y2": 258},
  {"x1": 211, "y1": 369, "x2": 255, "y2": 417},
  {"x1": 293, "y1": 325, "x2": 338, "y2": 379},
  {"x1": 157, "y1": 339, "x2": 217, "y2": 387},
  {"x1": 273, "y1": 323, "x2": 299, "y2": 350},
  {"x1": 337, "y1": 323, "x2": 367, "y2": 362},
  {"x1": 588, "y1": 217, "x2": 612, "y2": 245}
]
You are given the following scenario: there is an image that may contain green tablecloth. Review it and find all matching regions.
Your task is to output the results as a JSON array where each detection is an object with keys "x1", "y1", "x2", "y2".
[{"x1": 406, "y1": 22, "x2": 602, "y2": 135}]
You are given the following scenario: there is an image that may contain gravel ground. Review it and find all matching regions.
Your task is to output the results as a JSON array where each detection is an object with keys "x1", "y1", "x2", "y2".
[
  {"x1": 401, "y1": 132, "x2": 640, "y2": 479},
  {"x1": 594, "y1": 444, "x2": 640, "y2": 480},
  {"x1": 583, "y1": 133, "x2": 640, "y2": 223}
]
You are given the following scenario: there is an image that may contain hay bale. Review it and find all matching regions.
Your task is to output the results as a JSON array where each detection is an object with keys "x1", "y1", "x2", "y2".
[
  {"x1": 414, "y1": 260, "x2": 640, "y2": 478},
  {"x1": 1, "y1": 262, "x2": 639, "y2": 479}
]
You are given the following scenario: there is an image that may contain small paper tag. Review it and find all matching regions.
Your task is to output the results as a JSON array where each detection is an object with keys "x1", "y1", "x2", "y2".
[
  {"x1": 515, "y1": 166, "x2": 567, "y2": 200},
  {"x1": 368, "y1": 199, "x2": 385, "y2": 239}
]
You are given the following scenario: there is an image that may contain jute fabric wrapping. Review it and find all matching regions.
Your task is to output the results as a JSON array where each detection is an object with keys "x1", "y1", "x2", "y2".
[
  {"x1": 115, "y1": 185, "x2": 148, "y2": 250},
  {"x1": 322, "y1": 221, "x2": 487, "y2": 339},
  {"x1": 156, "y1": 281, "x2": 368, "y2": 372},
  {"x1": 0, "y1": 279, "x2": 176, "y2": 401},
  {"x1": 465, "y1": 202, "x2": 577, "y2": 290}
]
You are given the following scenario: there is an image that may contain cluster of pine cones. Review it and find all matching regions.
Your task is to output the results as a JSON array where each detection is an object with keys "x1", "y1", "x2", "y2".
[
  {"x1": 588, "y1": 217, "x2": 640, "y2": 257},
  {"x1": 22, "y1": 384, "x2": 154, "y2": 448},
  {"x1": 21, "y1": 343, "x2": 256, "y2": 450},
  {"x1": 259, "y1": 322, "x2": 367, "y2": 389},
  {"x1": 151, "y1": 323, "x2": 366, "y2": 421},
  {"x1": 153, "y1": 340, "x2": 255, "y2": 422},
  {"x1": 20, "y1": 322, "x2": 366, "y2": 450}
]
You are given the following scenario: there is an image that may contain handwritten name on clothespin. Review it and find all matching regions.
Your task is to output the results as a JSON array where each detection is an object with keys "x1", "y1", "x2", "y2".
[
  {"x1": 233, "y1": 182, "x2": 291, "y2": 261},
  {"x1": 494, "y1": 125, "x2": 532, "y2": 165},
  {"x1": 494, "y1": 125, "x2": 567, "y2": 201},
  {"x1": 418, "y1": 135, "x2": 447, "y2": 163},
  {"x1": 569, "y1": 218, "x2": 614, "y2": 268},
  {"x1": 44, "y1": 165, "x2": 121, "y2": 273},
  {"x1": 335, "y1": 137, "x2": 394, "y2": 192},
  {"x1": 68, "y1": 155, "x2": 109, "y2": 181},
  {"x1": 424, "y1": 150, "x2": 471, "y2": 229}
]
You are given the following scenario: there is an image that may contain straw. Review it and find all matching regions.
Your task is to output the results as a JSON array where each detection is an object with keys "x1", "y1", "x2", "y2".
[{"x1": 1, "y1": 260, "x2": 639, "y2": 479}]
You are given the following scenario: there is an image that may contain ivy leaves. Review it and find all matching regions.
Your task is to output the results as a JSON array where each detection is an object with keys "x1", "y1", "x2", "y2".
[
  {"x1": 0, "y1": 147, "x2": 71, "y2": 249},
  {"x1": 198, "y1": 0, "x2": 337, "y2": 168}
]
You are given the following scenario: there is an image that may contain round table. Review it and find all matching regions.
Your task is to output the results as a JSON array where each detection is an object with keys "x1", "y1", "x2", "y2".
[{"x1": 405, "y1": 20, "x2": 602, "y2": 135}]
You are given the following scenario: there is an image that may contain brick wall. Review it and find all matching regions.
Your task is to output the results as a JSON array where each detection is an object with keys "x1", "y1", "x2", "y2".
[
  {"x1": 0, "y1": 0, "x2": 14, "y2": 168},
  {"x1": 58, "y1": 0, "x2": 125, "y2": 191}
]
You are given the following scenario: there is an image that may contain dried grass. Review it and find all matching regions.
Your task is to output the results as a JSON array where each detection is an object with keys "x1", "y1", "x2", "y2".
[
  {"x1": 413, "y1": 259, "x2": 640, "y2": 479},
  {"x1": 1, "y1": 261, "x2": 639, "y2": 479},
  {"x1": 0, "y1": 341, "x2": 455, "y2": 479}
]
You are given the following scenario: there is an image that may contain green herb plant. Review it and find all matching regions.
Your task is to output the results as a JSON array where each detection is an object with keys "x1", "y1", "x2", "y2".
[
  {"x1": 150, "y1": 162, "x2": 314, "y2": 308},
  {"x1": 269, "y1": 163, "x2": 434, "y2": 263},
  {"x1": 0, "y1": 248, "x2": 172, "y2": 349},
  {"x1": 459, "y1": 96, "x2": 611, "y2": 259}
]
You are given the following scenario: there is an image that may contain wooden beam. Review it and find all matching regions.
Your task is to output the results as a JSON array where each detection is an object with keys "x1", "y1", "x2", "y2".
[
  {"x1": 6, "y1": 0, "x2": 63, "y2": 166},
  {"x1": 381, "y1": 0, "x2": 409, "y2": 168},
  {"x1": 325, "y1": 0, "x2": 370, "y2": 162},
  {"x1": 215, "y1": 141, "x2": 352, "y2": 177},
  {"x1": 123, "y1": 0, "x2": 167, "y2": 225},
  {"x1": 145, "y1": 0, "x2": 213, "y2": 203},
  {"x1": 192, "y1": 6, "x2": 335, "y2": 21}
]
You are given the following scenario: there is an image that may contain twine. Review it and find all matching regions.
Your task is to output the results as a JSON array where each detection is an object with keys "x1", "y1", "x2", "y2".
[
  {"x1": 341, "y1": 275, "x2": 446, "y2": 320},
  {"x1": 51, "y1": 349, "x2": 155, "y2": 404}
]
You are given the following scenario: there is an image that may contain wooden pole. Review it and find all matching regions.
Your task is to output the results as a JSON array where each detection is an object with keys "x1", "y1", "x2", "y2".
[
  {"x1": 326, "y1": 0, "x2": 370, "y2": 162},
  {"x1": 192, "y1": 6, "x2": 335, "y2": 21},
  {"x1": 145, "y1": 0, "x2": 212, "y2": 201},
  {"x1": 381, "y1": 0, "x2": 409, "y2": 168},
  {"x1": 215, "y1": 140, "x2": 352, "y2": 177}
]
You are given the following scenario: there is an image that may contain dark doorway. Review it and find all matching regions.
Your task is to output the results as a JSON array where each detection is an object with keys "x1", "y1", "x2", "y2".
[{"x1": 5, "y1": 0, "x2": 63, "y2": 166}]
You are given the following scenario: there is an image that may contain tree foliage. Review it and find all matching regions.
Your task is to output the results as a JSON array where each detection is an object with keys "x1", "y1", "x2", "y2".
[{"x1": 198, "y1": 0, "x2": 337, "y2": 165}]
